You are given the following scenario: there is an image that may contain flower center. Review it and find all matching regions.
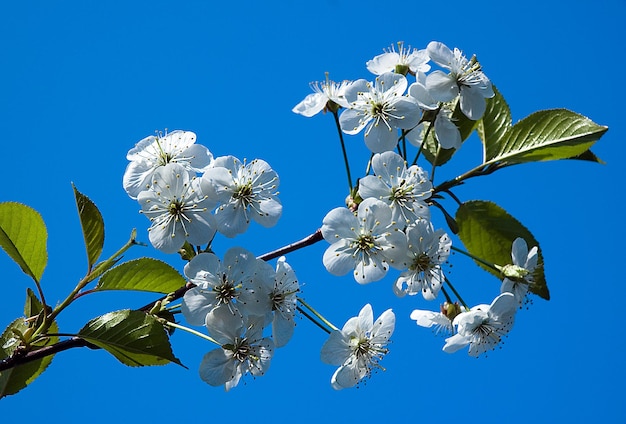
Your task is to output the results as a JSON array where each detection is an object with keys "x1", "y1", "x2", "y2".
[
  {"x1": 271, "y1": 292, "x2": 285, "y2": 311},
  {"x1": 214, "y1": 275, "x2": 237, "y2": 305},
  {"x1": 168, "y1": 201, "x2": 184, "y2": 216},
  {"x1": 410, "y1": 253, "x2": 432, "y2": 272},
  {"x1": 355, "y1": 338, "x2": 372, "y2": 359},
  {"x1": 356, "y1": 234, "x2": 376, "y2": 251},
  {"x1": 371, "y1": 102, "x2": 385, "y2": 117},
  {"x1": 233, "y1": 183, "x2": 254, "y2": 205}
]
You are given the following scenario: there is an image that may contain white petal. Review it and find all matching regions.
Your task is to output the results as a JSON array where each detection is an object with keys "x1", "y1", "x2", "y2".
[
  {"x1": 364, "y1": 122, "x2": 398, "y2": 153},
  {"x1": 434, "y1": 112, "x2": 462, "y2": 150},
  {"x1": 426, "y1": 41, "x2": 454, "y2": 69},
  {"x1": 182, "y1": 288, "x2": 215, "y2": 327},
  {"x1": 292, "y1": 92, "x2": 327, "y2": 117},
  {"x1": 366, "y1": 52, "x2": 400, "y2": 75},
  {"x1": 339, "y1": 108, "x2": 369, "y2": 135},
  {"x1": 331, "y1": 360, "x2": 367, "y2": 390},
  {"x1": 198, "y1": 349, "x2": 236, "y2": 387},
  {"x1": 426, "y1": 71, "x2": 458, "y2": 102},
  {"x1": 320, "y1": 331, "x2": 351, "y2": 366},
  {"x1": 442, "y1": 333, "x2": 470, "y2": 353},
  {"x1": 459, "y1": 85, "x2": 487, "y2": 120}
]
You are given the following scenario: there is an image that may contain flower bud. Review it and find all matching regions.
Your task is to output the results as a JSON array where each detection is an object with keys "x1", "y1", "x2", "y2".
[{"x1": 441, "y1": 301, "x2": 463, "y2": 322}]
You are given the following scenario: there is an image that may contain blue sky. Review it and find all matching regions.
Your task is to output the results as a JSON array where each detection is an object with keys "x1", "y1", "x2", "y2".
[{"x1": 1, "y1": 1, "x2": 624, "y2": 422}]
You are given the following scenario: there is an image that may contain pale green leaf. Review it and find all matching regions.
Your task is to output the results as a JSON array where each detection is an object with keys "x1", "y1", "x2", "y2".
[
  {"x1": 78, "y1": 310, "x2": 183, "y2": 367},
  {"x1": 484, "y1": 108, "x2": 608, "y2": 165},
  {"x1": 73, "y1": 185, "x2": 105, "y2": 271},
  {"x1": 477, "y1": 85, "x2": 512, "y2": 159},
  {"x1": 96, "y1": 258, "x2": 186, "y2": 294},
  {"x1": 0, "y1": 202, "x2": 48, "y2": 283}
]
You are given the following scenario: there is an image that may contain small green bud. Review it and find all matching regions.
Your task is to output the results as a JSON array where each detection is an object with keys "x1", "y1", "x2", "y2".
[
  {"x1": 441, "y1": 301, "x2": 463, "y2": 322},
  {"x1": 345, "y1": 186, "x2": 363, "y2": 212},
  {"x1": 501, "y1": 264, "x2": 530, "y2": 279}
]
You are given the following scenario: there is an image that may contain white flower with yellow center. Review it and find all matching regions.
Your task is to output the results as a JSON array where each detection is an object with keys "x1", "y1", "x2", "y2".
[
  {"x1": 425, "y1": 41, "x2": 494, "y2": 120},
  {"x1": 393, "y1": 220, "x2": 451, "y2": 300},
  {"x1": 339, "y1": 72, "x2": 421, "y2": 153},
  {"x1": 358, "y1": 151, "x2": 432, "y2": 226},
  {"x1": 201, "y1": 156, "x2": 282, "y2": 238},
  {"x1": 123, "y1": 130, "x2": 213, "y2": 199},
  {"x1": 138, "y1": 163, "x2": 216, "y2": 254},
  {"x1": 292, "y1": 74, "x2": 351, "y2": 117},
  {"x1": 443, "y1": 293, "x2": 517, "y2": 357},
  {"x1": 320, "y1": 304, "x2": 395, "y2": 390},
  {"x1": 321, "y1": 198, "x2": 408, "y2": 284},
  {"x1": 366, "y1": 41, "x2": 430, "y2": 76}
]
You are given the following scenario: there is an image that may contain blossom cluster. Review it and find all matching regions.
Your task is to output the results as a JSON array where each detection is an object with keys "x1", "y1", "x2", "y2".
[
  {"x1": 123, "y1": 130, "x2": 282, "y2": 253},
  {"x1": 294, "y1": 41, "x2": 539, "y2": 362},
  {"x1": 123, "y1": 130, "x2": 293, "y2": 390},
  {"x1": 117, "y1": 41, "x2": 540, "y2": 391},
  {"x1": 183, "y1": 250, "x2": 299, "y2": 390},
  {"x1": 293, "y1": 41, "x2": 494, "y2": 152}
]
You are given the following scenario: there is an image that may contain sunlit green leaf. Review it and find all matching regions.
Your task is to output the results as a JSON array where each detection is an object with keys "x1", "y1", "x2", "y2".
[
  {"x1": 484, "y1": 108, "x2": 607, "y2": 165},
  {"x1": 0, "y1": 202, "x2": 48, "y2": 283},
  {"x1": 477, "y1": 86, "x2": 512, "y2": 158},
  {"x1": 456, "y1": 200, "x2": 549, "y2": 300},
  {"x1": 78, "y1": 310, "x2": 183, "y2": 367},
  {"x1": 73, "y1": 184, "x2": 105, "y2": 271},
  {"x1": 0, "y1": 318, "x2": 58, "y2": 398},
  {"x1": 96, "y1": 258, "x2": 186, "y2": 294}
]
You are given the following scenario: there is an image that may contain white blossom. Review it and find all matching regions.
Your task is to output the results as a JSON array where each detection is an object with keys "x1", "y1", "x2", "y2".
[
  {"x1": 123, "y1": 130, "x2": 213, "y2": 199},
  {"x1": 255, "y1": 256, "x2": 300, "y2": 348},
  {"x1": 137, "y1": 163, "x2": 216, "y2": 254},
  {"x1": 320, "y1": 304, "x2": 395, "y2": 390},
  {"x1": 339, "y1": 72, "x2": 421, "y2": 153},
  {"x1": 292, "y1": 76, "x2": 351, "y2": 117},
  {"x1": 410, "y1": 302, "x2": 465, "y2": 336},
  {"x1": 199, "y1": 307, "x2": 274, "y2": 391},
  {"x1": 425, "y1": 41, "x2": 494, "y2": 120},
  {"x1": 321, "y1": 198, "x2": 408, "y2": 284},
  {"x1": 393, "y1": 220, "x2": 451, "y2": 300},
  {"x1": 443, "y1": 293, "x2": 517, "y2": 357},
  {"x1": 366, "y1": 42, "x2": 430, "y2": 76},
  {"x1": 358, "y1": 151, "x2": 432, "y2": 226},
  {"x1": 201, "y1": 156, "x2": 282, "y2": 238},
  {"x1": 407, "y1": 80, "x2": 462, "y2": 150},
  {"x1": 182, "y1": 248, "x2": 270, "y2": 324}
]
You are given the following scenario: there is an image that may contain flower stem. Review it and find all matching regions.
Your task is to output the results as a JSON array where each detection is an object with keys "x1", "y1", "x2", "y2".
[
  {"x1": 332, "y1": 110, "x2": 353, "y2": 192},
  {"x1": 444, "y1": 276, "x2": 469, "y2": 310},
  {"x1": 165, "y1": 321, "x2": 221, "y2": 345},
  {"x1": 297, "y1": 297, "x2": 339, "y2": 332},
  {"x1": 47, "y1": 231, "x2": 140, "y2": 325},
  {"x1": 451, "y1": 245, "x2": 500, "y2": 272}
]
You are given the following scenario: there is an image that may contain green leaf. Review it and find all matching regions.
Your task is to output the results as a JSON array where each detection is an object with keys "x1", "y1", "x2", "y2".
[
  {"x1": 0, "y1": 318, "x2": 59, "y2": 398},
  {"x1": 96, "y1": 258, "x2": 186, "y2": 294},
  {"x1": 456, "y1": 200, "x2": 549, "y2": 300},
  {"x1": 73, "y1": 185, "x2": 105, "y2": 271},
  {"x1": 477, "y1": 86, "x2": 512, "y2": 158},
  {"x1": 78, "y1": 310, "x2": 183, "y2": 367},
  {"x1": 0, "y1": 202, "x2": 48, "y2": 283},
  {"x1": 570, "y1": 149, "x2": 605, "y2": 164},
  {"x1": 483, "y1": 108, "x2": 608, "y2": 165}
]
